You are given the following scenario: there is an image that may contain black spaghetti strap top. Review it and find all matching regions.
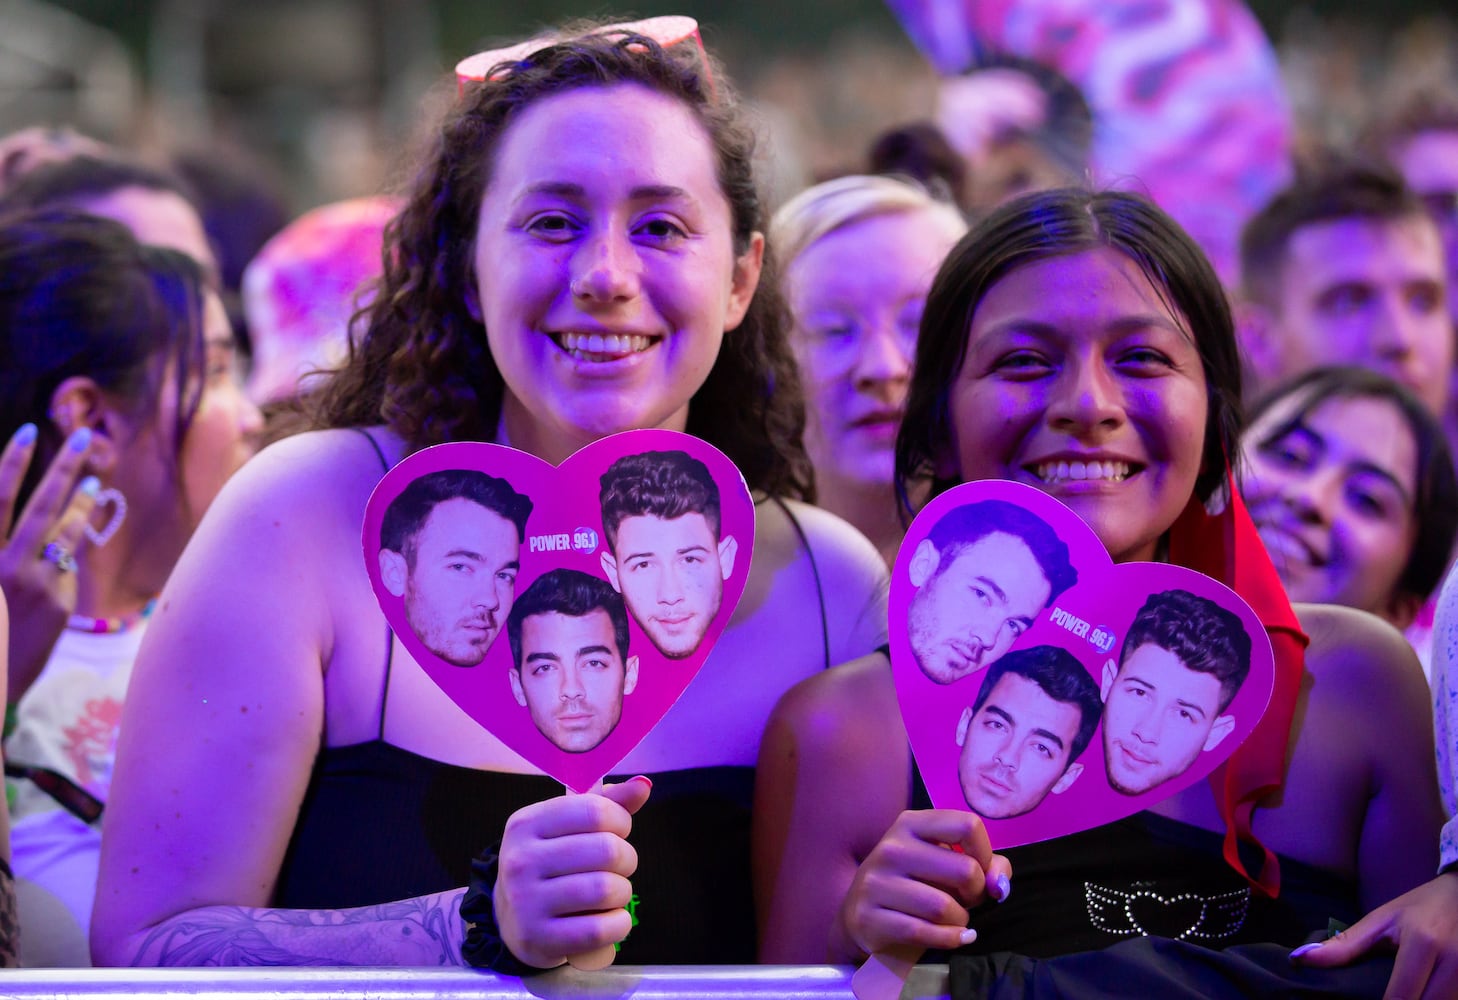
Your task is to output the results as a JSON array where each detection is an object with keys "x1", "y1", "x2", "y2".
[
  {"x1": 272, "y1": 434, "x2": 831, "y2": 962},
  {"x1": 907, "y1": 761, "x2": 1360, "y2": 957}
]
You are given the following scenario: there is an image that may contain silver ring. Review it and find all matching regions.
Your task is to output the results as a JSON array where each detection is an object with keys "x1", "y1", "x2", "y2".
[{"x1": 40, "y1": 541, "x2": 77, "y2": 573}]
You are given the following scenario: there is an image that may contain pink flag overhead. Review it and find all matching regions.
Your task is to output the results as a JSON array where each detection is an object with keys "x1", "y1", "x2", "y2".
[{"x1": 886, "y1": 0, "x2": 1292, "y2": 282}]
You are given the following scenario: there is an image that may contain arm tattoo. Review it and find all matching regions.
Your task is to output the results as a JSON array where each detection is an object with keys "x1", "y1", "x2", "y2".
[
  {"x1": 132, "y1": 890, "x2": 466, "y2": 967},
  {"x1": 0, "y1": 861, "x2": 18, "y2": 968}
]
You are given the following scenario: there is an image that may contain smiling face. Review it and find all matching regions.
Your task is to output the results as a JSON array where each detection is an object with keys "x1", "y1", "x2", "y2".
[
  {"x1": 950, "y1": 248, "x2": 1209, "y2": 563},
  {"x1": 509, "y1": 608, "x2": 638, "y2": 753},
  {"x1": 1242, "y1": 392, "x2": 1419, "y2": 620},
  {"x1": 1264, "y1": 215, "x2": 1451, "y2": 416},
  {"x1": 1100, "y1": 643, "x2": 1227, "y2": 795},
  {"x1": 957, "y1": 672, "x2": 1084, "y2": 819},
  {"x1": 603, "y1": 511, "x2": 732, "y2": 659},
  {"x1": 907, "y1": 531, "x2": 1052, "y2": 684},
  {"x1": 473, "y1": 83, "x2": 762, "y2": 460},
  {"x1": 398, "y1": 498, "x2": 521, "y2": 666},
  {"x1": 787, "y1": 208, "x2": 963, "y2": 486}
]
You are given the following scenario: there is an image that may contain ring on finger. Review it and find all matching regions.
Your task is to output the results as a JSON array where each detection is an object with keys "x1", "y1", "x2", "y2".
[{"x1": 40, "y1": 541, "x2": 77, "y2": 573}]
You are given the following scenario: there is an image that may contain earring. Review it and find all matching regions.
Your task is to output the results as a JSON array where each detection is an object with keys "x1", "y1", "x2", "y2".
[{"x1": 85, "y1": 487, "x2": 127, "y2": 547}]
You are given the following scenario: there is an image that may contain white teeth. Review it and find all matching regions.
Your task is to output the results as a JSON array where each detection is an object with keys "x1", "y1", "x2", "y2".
[
  {"x1": 1034, "y1": 460, "x2": 1131, "y2": 484},
  {"x1": 557, "y1": 332, "x2": 653, "y2": 360}
]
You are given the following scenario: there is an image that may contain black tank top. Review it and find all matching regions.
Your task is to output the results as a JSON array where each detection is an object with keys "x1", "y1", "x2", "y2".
[
  {"x1": 273, "y1": 741, "x2": 758, "y2": 963},
  {"x1": 271, "y1": 429, "x2": 829, "y2": 963},
  {"x1": 909, "y1": 763, "x2": 1361, "y2": 957}
]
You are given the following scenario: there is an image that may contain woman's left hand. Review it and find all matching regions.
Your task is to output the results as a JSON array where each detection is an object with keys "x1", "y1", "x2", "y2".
[{"x1": 1292, "y1": 871, "x2": 1458, "y2": 999}]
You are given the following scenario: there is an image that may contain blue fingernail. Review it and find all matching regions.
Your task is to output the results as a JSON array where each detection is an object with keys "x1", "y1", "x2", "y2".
[
  {"x1": 1289, "y1": 942, "x2": 1322, "y2": 959},
  {"x1": 79, "y1": 476, "x2": 100, "y2": 498},
  {"x1": 995, "y1": 873, "x2": 1011, "y2": 902},
  {"x1": 68, "y1": 427, "x2": 92, "y2": 452},
  {"x1": 13, "y1": 423, "x2": 36, "y2": 447}
]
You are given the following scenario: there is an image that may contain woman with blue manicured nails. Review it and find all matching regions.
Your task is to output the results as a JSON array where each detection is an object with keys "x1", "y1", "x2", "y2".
[
  {"x1": 0, "y1": 208, "x2": 261, "y2": 964},
  {"x1": 0, "y1": 422, "x2": 100, "y2": 701}
]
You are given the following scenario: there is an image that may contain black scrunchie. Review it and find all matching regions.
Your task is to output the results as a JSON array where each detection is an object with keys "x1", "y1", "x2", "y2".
[{"x1": 459, "y1": 844, "x2": 558, "y2": 975}]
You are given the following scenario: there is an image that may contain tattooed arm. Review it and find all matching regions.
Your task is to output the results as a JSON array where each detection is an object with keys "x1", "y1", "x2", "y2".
[
  {"x1": 90, "y1": 434, "x2": 475, "y2": 967},
  {"x1": 122, "y1": 892, "x2": 466, "y2": 967}
]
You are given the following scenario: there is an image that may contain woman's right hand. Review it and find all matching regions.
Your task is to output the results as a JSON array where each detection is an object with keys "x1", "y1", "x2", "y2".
[
  {"x1": 0, "y1": 424, "x2": 97, "y2": 702},
  {"x1": 839, "y1": 809, "x2": 1012, "y2": 959},
  {"x1": 494, "y1": 775, "x2": 653, "y2": 971}
]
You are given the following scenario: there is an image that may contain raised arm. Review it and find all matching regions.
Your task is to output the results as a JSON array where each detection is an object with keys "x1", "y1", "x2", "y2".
[
  {"x1": 0, "y1": 425, "x2": 98, "y2": 702},
  {"x1": 753, "y1": 655, "x2": 1007, "y2": 964}
]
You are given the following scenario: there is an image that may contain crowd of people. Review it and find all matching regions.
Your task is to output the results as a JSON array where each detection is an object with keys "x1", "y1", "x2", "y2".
[{"x1": 0, "y1": 9, "x2": 1455, "y2": 997}]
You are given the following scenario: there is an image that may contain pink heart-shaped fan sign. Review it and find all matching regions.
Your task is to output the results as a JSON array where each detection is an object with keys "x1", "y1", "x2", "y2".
[
  {"x1": 890, "y1": 480, "x2": 1273, "y2": 848},
  {"x1": 363, "y1": 429, "x2": 753, "y2": 792}
]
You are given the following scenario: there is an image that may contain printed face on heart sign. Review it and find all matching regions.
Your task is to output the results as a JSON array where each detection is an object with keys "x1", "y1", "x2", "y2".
[
  {"x1": 363, "y1": 429, "x2": 753, "y2": 792},
  {"x1": 891, "y1": 480, "x2": 1274, "y2": 847}
]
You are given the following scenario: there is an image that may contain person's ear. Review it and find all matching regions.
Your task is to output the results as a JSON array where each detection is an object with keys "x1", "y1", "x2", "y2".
[
  {"x1": 622, "y1": 655, "x2": 640, "y2": 695},
  {"x1": 1381, "y1": 590, "x2": 1424, "y2": 632},
  {"x1": 48, "y1": 376, "x2": 117, "y2": 474},
  {"x1": 723, "y1": 232, "x2": 765, "y2": 333},
  {"x1": 1203, "y1": 714, "x2": 1236, "y2": 752},
  {"x1": 508, "y1": 667, "x2": 528, "y2": 707},
  {"x1": 378, "y1": 549, "x2": 408, "y2": 597},
  {"x1": 1100, "y1": 659, "x2": 1117, "y2": 702},
  {"x1": 1051, "y1": 761, "x2": 1083, "y2": 794},
  {"x1": 600, "y1": 551, "x2": 622, "y2": 592},
  {"x1": 717, "y1": 535, "x2": 738, "y2": 580},
  {"x1": 909, "y1": 539, "x2": 940, "y2": 588},
  {"x1": 955, "y1": 706, "x2": 973, "y2": 747}
]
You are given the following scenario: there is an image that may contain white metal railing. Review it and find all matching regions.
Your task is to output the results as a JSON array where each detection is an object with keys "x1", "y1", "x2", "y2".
[{"x1": 0, "y1": 964, "x2": 953, "y2": 998}]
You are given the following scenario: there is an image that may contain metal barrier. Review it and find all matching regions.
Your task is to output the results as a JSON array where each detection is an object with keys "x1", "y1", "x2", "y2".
[{"x1": 0, "y1": 965, "x2": 953, "y2": 998}]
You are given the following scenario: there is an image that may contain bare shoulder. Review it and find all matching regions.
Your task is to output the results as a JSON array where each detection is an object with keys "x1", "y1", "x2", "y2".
[
  {"x1": 210, "y1": 428, "x2": 400, "y2": 531},
  {"x1": 769, "y1": 650, "x2": 905, "y2": 775},
  {"x1": 769, "y1": 498, "x2": 888, "y2": 583},
  {"x1": 763, "y1": 498, "x2": 891, "y2": 654},
  {"x1": 1295, "y1": 602, "x2": 1428, "y2": 695}
]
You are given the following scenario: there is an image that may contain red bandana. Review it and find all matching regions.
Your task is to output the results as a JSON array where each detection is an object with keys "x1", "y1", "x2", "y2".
[{"x1": 1168, "y1": 470, "x2": 1306, "y2": 898}]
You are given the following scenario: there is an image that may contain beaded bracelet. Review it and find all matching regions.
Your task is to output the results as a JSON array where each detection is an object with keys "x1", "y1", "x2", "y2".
[{"x1": 459, "y1": 844, "x2": 558, "y2": 976}]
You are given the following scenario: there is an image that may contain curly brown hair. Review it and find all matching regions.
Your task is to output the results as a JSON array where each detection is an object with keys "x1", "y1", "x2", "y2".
[{"x1": 309, "y1": 26, "x2": 813, "y2": 500}]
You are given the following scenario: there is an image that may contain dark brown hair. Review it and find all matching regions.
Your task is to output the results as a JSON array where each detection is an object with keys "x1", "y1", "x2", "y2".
[
  {"x1": 1247, "y1": 365, "x2": 1458, "y2": 605},
  {"x1": 896, "y1": 187, "x2": 1242, "y2": 515},
  {"x1": 309, "y1": 27, "x2": 812, "y2": 500},
  {"x1": 0, "y1": 208, "x2": 206, "y2": 512}
]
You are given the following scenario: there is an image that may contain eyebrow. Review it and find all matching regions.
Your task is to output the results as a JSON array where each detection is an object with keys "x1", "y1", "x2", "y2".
[
  {"x1": 984, "y1": 704, "x2": 1067, "y2": 751},
  {"x1": 975, "y1": 574, "x2": 1008, "y2": 604},
  {"x1": 441, "y1": 551, "x2": 519, "y2": 572},
  {"x1": 979, "y1": 313, "x2": 1191, "y2": 341},
  {"x1": 576, "y1": 644, "x2": 615, "y2": 659},
  {"x1": 1266, "y1": 421, "x2": 1414, "y2": 506},
  {"x1": 622, "y1": 544, "x2": 712, "y2": 562},
  {"x1": 521, "y1": 182, "x2": 693, "y2": 202},
  {"x1": 1122, "y1": 672, "x2": 1208, "y2": 720},
  {"x1": 1350, "y1": 462, "x2": 1414, "y2": 506}
]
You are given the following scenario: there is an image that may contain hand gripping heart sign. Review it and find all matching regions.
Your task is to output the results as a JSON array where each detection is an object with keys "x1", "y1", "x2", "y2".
[
  {"x1": 856, "y1": 479, "x2": 1276, "y2": 1000},
  {"x1": 362, "y1": 429, "x2": 753, "y2": 793},
  {"x1": 892, "y1": 479, "x2": 1274, "y2": 843}
]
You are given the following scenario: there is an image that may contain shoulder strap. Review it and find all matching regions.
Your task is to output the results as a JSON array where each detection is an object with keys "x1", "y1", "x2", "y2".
[
  {"x1": 347, "y1": 427, "x2": 394, "y2": 741},
  {"x1": 771, "y1": 496, "x2": 830, "y2": 671}
]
